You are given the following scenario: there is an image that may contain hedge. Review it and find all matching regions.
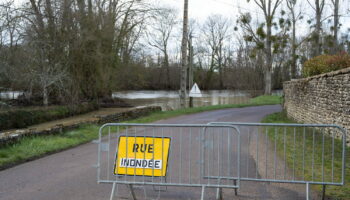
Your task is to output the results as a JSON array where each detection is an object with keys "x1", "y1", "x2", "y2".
[
  {"x1": 303, "y1": 52, "x2": 350, "y2": 77},
  {"x1": 0, "y1": 103, "x2": 98, "y2": 131}
]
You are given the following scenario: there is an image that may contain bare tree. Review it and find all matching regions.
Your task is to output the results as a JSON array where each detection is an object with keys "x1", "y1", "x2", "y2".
[
  {"x1": 307, "y1": 0, "x2": 325, "y2": 57},
  {"x1": 147, "y1": 8, "x2": 178, "y2": 89},
  {"x1": 330, "y1": 0, "x2": 340, "y2": 53},
  {"x1": 25, "y1": 0, "x2": 69, "y2": 106},
  {"x1": 0, "y1": 1, "x2": 27, "y2": 91},
  {"x1": 28, "y1": 47, "x2": 68, "y2": 106},
  {"x1": 22, "y1": 0, "x2": 154, "y2": 104},
  {"x1": 201, "y1": 15, "x2": 230, "y2": 89},
  {"x1": 0, "y1": 0, "x2": 22, "y2": 48},
  {"x1": 239, "y1": 0, "x2": 284, "y2": 95},
  {"x1": 286, "y1": 0, "x2": 304, "y2": 78}
]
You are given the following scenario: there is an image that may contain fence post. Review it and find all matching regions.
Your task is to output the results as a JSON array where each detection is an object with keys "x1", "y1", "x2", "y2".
[{"x1": 322, "y1": 185, "x2": 326, "y2": 200}]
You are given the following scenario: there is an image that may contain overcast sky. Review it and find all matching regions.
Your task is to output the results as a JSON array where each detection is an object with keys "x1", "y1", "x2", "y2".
[
  {"x1": 11, "y1": 0, "x2": 350, "y2": 30},
  {"x1": 151, "y1": 0, "x2": 257, "y2": 20},
  {"x1": 150, "y1": 0, "x2": 350, "y2": 34}
]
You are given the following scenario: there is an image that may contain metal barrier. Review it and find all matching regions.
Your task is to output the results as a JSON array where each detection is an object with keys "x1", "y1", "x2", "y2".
[
  {"x1": 206, "y1": 122, "x2": 347, "y2": 200},
  {"x1": 97, "y1": 123, "x2": 241, "y2": 200}
]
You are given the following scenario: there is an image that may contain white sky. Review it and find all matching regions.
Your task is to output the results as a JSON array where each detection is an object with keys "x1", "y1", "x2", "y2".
[
  {"x1": 151, "y1": 0, "x2": 350, "y2": 34},
  {"x1": 144, "y1": 0, "x2": 350, "y2": 62},
  {"x1": 151, "y1": 0, "x2": 257, "y2": 21},
  {"x1": 10, "y1": 0, "x2": 350, "y2": 31},
  {"x1": 7, "y1": 0, "x2": 350, "y2": 44}
]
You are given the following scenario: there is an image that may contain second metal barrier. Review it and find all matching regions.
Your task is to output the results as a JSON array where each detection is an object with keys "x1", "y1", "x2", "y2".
[{"x1": 206, "y1": 122, "x2": 346, "y2": 200}]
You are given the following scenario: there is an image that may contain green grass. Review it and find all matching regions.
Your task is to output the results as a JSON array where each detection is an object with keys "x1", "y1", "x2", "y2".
[
  {"x1": 262, "y1": 112, "x2": 350, "y2": 199},
  {"x1": 250, "y1": 95, "x2": 282, "y2": 105},
  {"x1": 0, "y1": 95, "x2": 281, "y2": 169},
  {"x1": 0, "y1": 125, "x2": 100, "y2": 168}
]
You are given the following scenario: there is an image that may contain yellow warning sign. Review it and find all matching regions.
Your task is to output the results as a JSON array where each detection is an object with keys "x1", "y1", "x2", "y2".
[{"x1": 114, "y1": 136, "x2": 171, "y2": 177}]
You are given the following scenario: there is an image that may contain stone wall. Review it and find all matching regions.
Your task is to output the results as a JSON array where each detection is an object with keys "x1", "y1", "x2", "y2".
[
  {"x1": 0, "y1": 106, "x2": 161, "y2": 146},
  {"x1": 283, "y1": 67, "x2": 350, "y2": 143},
  {"x1": 96, "y1": 106, "x2": 161, "y2": 124}
]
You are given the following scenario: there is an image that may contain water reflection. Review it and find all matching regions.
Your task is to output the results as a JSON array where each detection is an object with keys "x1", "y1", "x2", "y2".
[{"x1": 112, "y1": 90, "x2": 251, "y2": 111}]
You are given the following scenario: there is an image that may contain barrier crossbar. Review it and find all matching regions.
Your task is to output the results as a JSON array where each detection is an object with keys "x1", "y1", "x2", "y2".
[{"x1": 97, "y1": 123, "x2": 241, "y2": 200}]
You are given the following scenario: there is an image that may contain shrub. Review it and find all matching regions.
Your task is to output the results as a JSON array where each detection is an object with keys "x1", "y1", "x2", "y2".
[
  {"x1": 302, "y1": 52, "x2": 350, "y2": 77},
  {"x1": 0, "y1": 103, "x2": 97, "y2": 131}
]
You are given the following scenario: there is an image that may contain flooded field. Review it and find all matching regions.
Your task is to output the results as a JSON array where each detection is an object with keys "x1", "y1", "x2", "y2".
[
  {"x1": 0, "y1": 90, "x2": 282, "y2": 111},
  {"x1": 112, "y1": 90, "x2": 252, "y2": 111}
]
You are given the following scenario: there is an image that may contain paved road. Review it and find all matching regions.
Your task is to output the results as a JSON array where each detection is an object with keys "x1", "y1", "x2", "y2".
[{"x1": 0, "y1": 105, "x2": 311, "y2": 200}]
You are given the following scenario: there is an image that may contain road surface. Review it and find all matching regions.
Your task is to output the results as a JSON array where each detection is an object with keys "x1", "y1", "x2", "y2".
[{"x1": 0, "y1": 105, "x2": 313, "y2": 199}]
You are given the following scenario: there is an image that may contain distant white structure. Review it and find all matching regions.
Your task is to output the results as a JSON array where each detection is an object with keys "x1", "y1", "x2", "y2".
[{"x1": 189, "y1": 83, "x2": 202, "y2": 97}]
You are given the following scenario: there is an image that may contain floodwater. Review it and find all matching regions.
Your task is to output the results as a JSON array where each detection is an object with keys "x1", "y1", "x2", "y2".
[
  {"x1": 112, "y1": 90, "x2": 252, "y2": 111},
  {"x1": 0, "y1": 90, "x2": 281, "y2": 111},
  {"x1": 0, "y1": 91, "x2": 23, "y2": 99}
]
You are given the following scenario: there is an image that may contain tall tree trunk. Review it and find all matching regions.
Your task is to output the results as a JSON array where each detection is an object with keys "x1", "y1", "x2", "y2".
[
  {"x1": 313, "y1": 0, "x2": 323, "y2": 57},
  {"x1": 43, "y1": 86, "x2": 48, "y2": 106},
  {"x1": 164, "y1": 50, "x2": 170, "y2": 89},
  {"x1": 291, "y1": 16, "x2": 297, "y2": 79},
  {"x1": 29, "y1": 0, "x2": 45, "y2": 34},
  {"x1": 332, "y1": 0, "x2": 339, "y2": 54},
  {"x1": 205, "y1": 53, "x2": 216, "y2": 89},
  {"x1": 218, "y1": 43, "x2": 224, "y2": 89},
  {"x1": 291, "y1": 21, "x2": 297, "y2": 78},
  {"x1": 205, "y1": 71, "x2": 213, "y2": 90},
  {"x1": 265, "y1": 21, "x2": 272, "y2": 95},
  {"x1": 219, "y1": 68, "x2": 223, "y2": 89}
]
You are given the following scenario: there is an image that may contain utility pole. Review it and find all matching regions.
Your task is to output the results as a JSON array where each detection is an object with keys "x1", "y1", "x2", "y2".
[
  {"x1": 180, "y1": 0, "x2": 188, "y2": 108},
  {"x1": 188, "y1": 33, "x2": 194, "y2": 90},
  {"x1": 188, "y1": 34, "x2": 194, "y2": 107}
]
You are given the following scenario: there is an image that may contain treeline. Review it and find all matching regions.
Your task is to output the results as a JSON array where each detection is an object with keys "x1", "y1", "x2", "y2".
[
  {"x1": 0, "y1": 0, "x2": 349, "y2": 106},
  {"x1": 115, "y1": 63, "x2": 264, "y2": 91},
  {"x1": 0, "y1": 0, "x2": 154, "y2": 106}
]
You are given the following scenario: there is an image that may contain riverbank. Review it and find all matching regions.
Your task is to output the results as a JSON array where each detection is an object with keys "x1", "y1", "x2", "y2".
[{"x1": 0, "y1": 95, "x2": 281, "y2": 170}]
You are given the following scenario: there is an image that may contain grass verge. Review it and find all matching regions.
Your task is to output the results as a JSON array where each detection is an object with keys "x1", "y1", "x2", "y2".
[
  {"x1": 0, "y1": 95, "x2": 281, "y2": 169},
  {"x1": 262, "y1": 112, "x2": 350, "y2": 199}
]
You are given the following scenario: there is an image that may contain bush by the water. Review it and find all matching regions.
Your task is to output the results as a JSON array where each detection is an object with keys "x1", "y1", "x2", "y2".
[
  {"x1": 303, "y1": 52, "x2": 350, "y2": 77},
  {"x1": 0, "y1": 103, "x2": 98, "y2": 131}
]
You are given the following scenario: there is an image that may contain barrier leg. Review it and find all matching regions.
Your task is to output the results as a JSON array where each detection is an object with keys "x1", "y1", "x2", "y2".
[
  {"x1": 322, "y1": 185, "x2": 326, "y2": 200},
  {"x1": 129, "y1": 184, "x2": 137, "y2": 200},
  {"x1": 216, "y1": 178, "x2": 222, "y2": 200},
  {"x1": 234, "y1": 180, "x2": 238, "y2": 196},
  {"x1": 216, "y1": 188, "x2": 223, "y2": 200},
  {"x1": 109, "y1": 182, "x2": 116, "y2": 200},
  {"x1": 306, "y1": 183, "x2": 310, "y2": 200},
  {"x1": 201, "y1": 186, "x2": 206, "y2": 200}
]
